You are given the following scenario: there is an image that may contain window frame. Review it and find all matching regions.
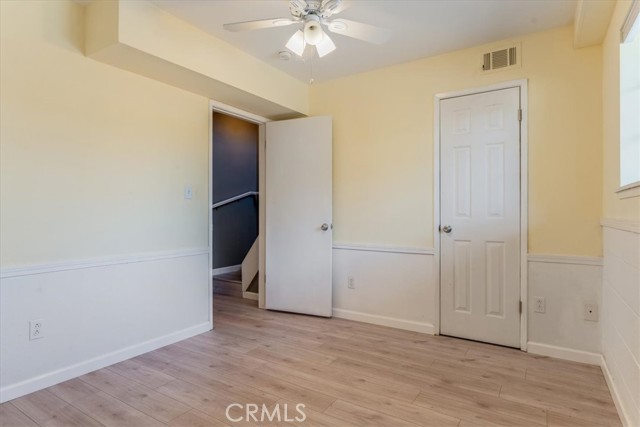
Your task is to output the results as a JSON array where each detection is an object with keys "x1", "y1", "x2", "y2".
[{"x1": 618, "y1": 0, "x2": 640, "y2": 199}]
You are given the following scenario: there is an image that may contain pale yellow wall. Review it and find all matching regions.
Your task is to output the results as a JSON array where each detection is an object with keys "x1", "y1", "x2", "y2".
[
  {"x1": 0, "y1": 0, "x2": 209, "y2": 265},
  {"x1": 311, "y1": 26, "x2": 603, "y2": 256},
  {"x1": 603, "y1": 0, "x2": 640, "y2": 220},
  {"x1": 1, "y1": 1, "x2": 608, "y2": 265},
  {"x1": 84, "y1": 0, "x2": 309, "y2": 119}
]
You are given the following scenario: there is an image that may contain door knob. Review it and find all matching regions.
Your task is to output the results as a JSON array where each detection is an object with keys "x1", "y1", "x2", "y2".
[
  {"x1": 321, "y1": 223, "x2": 330, "y2": 231},
  {"x1": 442, "y1": 225, "x2": 452, "y2": 234}
]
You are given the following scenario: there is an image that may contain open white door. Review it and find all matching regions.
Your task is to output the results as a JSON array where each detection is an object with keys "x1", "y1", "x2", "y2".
[
  {"x1": 440, "y1": 87, "x2": 521, "y2": 348},
  {"x1": 265, "y1": 116, "x2": 332, "y2": 317}
]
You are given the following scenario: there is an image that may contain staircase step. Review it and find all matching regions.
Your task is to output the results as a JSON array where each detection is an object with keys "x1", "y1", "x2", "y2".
[
  {"x1": 213, "y1": 277, "x2": 242, "y2": 285},
  {"x1": 213, "y1": 271, "x2": 242, "y2": 284},
  {"x1": 213, "y1": 278, "x2": 242, "y2": 298}
]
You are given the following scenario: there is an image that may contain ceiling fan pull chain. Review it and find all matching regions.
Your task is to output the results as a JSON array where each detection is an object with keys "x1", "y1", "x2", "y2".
[{"x1": 310, "y1": 58, "x2": 315, "y2": 85}]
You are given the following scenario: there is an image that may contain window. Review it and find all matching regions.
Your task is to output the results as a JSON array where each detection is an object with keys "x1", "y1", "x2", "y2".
[{"x1": 618, "y1": 0, "x2": 640, "y2": 197}]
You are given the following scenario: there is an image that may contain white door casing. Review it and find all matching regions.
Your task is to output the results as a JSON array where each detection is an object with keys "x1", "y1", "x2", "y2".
[
  {"x1": 439, "y1": 87, "x2": 521, "y2": 348},
  {"x1": 265, "y1": 116, "x2": 333, "y2": 317},
  {"x1": 209, "y1": 101, "x2": 270, "y2": 318}
]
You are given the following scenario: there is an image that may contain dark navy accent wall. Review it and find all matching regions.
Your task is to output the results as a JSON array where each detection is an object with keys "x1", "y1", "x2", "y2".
[{"x1": 212, "y1": 112, "x2": 258, "y2": 269}]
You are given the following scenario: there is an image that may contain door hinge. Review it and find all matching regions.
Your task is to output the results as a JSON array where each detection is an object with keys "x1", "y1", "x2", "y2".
[
  {"x1": 519, "y1": 300, "x2": 523, "y2": 314},
  {"x1": 517, "y1": 109, "x2": 522, "y2": 122}
]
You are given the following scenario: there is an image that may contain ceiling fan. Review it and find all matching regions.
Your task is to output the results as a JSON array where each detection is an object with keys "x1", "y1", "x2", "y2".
[{"x1": 223, "y1": 0, "x2": 391, "y2": 58}]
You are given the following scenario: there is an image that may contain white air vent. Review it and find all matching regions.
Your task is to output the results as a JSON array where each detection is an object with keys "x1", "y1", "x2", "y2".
[{"x1": 482, "y1": 45, "x2": 519, "y2": 72}]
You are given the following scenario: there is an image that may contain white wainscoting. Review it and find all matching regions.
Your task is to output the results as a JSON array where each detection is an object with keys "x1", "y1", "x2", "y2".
[
  {"x1": 0, "y1": 248, "x2": 210, "y2": 403},
  {"x1": 527, "y1": 253, "x2": 603, "y2": 357},
  {"x1": 601, "y1": 220, "x2": 639, "y2": 427},
  {"x1": 331, "y1": 245, "x2": 609, "y2": 354},
  {"x1": 332, "y1": 245, "x2": 631, "y2": 425},
  {"x1": 332, "y1": 244, "x2": 436, "y2": 334}
]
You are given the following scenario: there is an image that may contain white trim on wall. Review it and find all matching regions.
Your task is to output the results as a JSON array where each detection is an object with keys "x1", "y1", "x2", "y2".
[
  {"x1": 601, "y1": 355, "x2": 634, "y2": 427},
  {"x1": 601, "y1": 218, "x2": 640, "y2": 233},
  {"x1": 332, "y1": 243, "x2": 435, "y2": 256},
  {"x1": 433, "y1": 79, "x2": 529, "y2": 350},
  {"x1": 333, "y1": 308, "x2": 436, "y2": 334},
  {"x1": 615, "y1": 181, "x2": 640, "y2": 199},
  {"x1": 601, "y1": 223, "x2": 639, "y2": 427},
  {"x1": 209, "y1": 101, "x2": 270, "y2": 311},
  {"x1": 528, "y1": 253, "x2": 604, "y2": 266},
  {"x1": 519, "y1": 80, "x2": 530, "y2": 352},
  {"x1": 209, "y1": 100, "x2": 271, "y2": 125},
  {"x1": 0, "y1": 322, "x2": 210, "y2": 403},
  {"x1": 526, "y1": 342, "x2": 602, "y2": 365},
  {"x1": 433, "y1": 95, "x2": 442, "y2": 336},
  {"x1": 258, "y1": 124, "x2": 267, "y2": 309},
  {"x1": 0, "y1": 248, "x2": 208, "y2": 279},
  {"x1": 208, "y1": 102, "x2": 214, "y2": 328},
  {"x1": 1, "y1": 250, "x2": 210, "y2": 403}
]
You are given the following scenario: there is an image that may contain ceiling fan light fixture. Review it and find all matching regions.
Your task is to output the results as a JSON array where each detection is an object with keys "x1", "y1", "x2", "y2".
[
  {"x1": 286, "y1": 30, "x2": 306, "y2": 56},
  {"x1": 315, "y1": 34, "x2": 336, "y2": 57},
  {"x1": 304, "y1": 20, "x2": 324, "y2": 45},
  {"x1": 223, "y1": 0, "x2": 392, "y2": 64}
]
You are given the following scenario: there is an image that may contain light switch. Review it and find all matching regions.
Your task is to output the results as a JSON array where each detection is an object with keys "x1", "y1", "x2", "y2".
[{"x1": 184, "y1": 184, "x2": 193, "y2": 200}]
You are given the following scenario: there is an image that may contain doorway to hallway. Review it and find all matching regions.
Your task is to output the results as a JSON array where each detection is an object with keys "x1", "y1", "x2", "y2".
[{"x1": 211, "y1": 111, "x2": 259, "y2": 300}]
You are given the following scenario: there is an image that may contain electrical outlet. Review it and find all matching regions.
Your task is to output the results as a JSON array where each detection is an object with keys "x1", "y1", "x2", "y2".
[
  {"x1": 584, "y1": 303, "x2": 599, "y2": 321},
  {"x1": 347, "y1": 276, "x2": 355, "y2": 290},
  {"x1": 533, "y1": 297, "x2": 545, "y2": 313},
  {"x1": 29, "y1": 319, "x2": 44, "y2": 340}
]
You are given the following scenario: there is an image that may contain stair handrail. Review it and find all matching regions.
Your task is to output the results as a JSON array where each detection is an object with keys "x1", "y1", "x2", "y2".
[{"x1": 211, "y1": 191, "x2": 258, "y2": 210}]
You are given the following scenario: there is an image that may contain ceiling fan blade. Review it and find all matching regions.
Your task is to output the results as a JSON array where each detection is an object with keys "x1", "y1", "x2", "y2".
[
  {"x1": 320, "y1": 0, "x2": 348, "y2": 18},
  {"x1": 326, "y1": 19, "x2": 391, "y2": 44},
  {"x1": 223, "y1": 18, "x2": 298, "y2": 32}
]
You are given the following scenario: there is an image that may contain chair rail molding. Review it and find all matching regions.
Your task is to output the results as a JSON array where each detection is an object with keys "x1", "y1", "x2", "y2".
[
  {"x1": 0, "y1": 248, "x2": 209, "y2": 279},
  {"x1": 527, "y1": 253, "x2": 604, "y2": 266},
  {"x1": 601, "y1": 218, "x2": 640, "y2": 233}
]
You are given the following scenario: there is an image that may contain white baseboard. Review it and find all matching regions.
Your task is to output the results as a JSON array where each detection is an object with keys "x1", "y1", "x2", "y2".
[
  {"x1": 526, "y1": 341, "x2": 601, "y2": 365},
  {"x1": 333, "y1": 308, "x2": 435, "y2": 334},
  {"x1": 242, "y1": 291, "x2": 259, "y2": 301},
  {"x1": 600, "y1": 355, "x2": 633, "y2": 427},
  {"x1": 0, "y1": 322, "x2": 211, "y2": 403},
  {"x1": 212, "y1": 265, "x2": 241, "y2": 276}
]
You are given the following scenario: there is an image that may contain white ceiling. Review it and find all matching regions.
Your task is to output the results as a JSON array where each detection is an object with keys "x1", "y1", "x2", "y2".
[{"x1": 152, "y1": 0, "x2": 577, "y2": 83}]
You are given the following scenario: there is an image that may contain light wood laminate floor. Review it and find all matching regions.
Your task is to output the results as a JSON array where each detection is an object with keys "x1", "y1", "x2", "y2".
[{"x1": 1, "y1": 295, "x2": 622, "y2": 427}]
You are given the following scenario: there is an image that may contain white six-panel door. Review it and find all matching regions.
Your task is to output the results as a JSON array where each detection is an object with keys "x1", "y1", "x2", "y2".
[
  {"x1": 265, "y1": 116, "x2": 333, "y2": 317},
  {"x1": 440, "y1": 87, "x2": 521, "y2": 348}
]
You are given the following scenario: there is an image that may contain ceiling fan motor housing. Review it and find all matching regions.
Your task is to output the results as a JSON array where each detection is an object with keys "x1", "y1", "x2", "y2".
[
  {"x1": 304, "y1": 0, "x2": 323, "y2": 13},
  {"x1": 290, "y1": 0, "x2": 342, "y2": 19}
]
